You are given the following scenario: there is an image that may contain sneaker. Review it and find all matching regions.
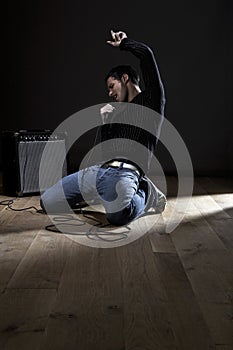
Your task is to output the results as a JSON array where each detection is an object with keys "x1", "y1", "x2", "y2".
[{"x1": 144, "y1": 177, "x2": 167, "y2": 214}]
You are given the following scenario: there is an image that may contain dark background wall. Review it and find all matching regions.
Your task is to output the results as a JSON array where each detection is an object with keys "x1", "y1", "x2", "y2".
[{"x1": 2, "y1": 0, "x2": 233, "y2": 176}]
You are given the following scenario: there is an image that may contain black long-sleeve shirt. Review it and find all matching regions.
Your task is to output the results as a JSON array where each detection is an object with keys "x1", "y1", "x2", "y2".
[
  {"x1": 100, "y1": 38, "x2": 166, "y2": 174},
  {"x1": 120, "y1": 38, "x2": 165, "y2": 114}
]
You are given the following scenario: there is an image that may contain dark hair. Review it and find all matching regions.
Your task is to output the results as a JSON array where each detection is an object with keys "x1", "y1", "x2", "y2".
[{"x1": 105, "y1": 65, "x2": 140, "y2": 85}]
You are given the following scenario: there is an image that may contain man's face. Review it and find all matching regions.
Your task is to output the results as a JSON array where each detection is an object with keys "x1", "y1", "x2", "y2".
[{"x1": 106, "y1": 76, "x2": 128, "y2": 102}]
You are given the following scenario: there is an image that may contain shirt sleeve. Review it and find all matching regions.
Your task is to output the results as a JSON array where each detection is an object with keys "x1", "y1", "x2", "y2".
[{"x1": 119, "y1": 37, "x2": 166, "y2": 114}]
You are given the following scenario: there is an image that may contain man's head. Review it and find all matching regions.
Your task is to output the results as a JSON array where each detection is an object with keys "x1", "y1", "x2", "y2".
[{"x1": 105, "y1": 65, "x2": 140, "y2": 102}]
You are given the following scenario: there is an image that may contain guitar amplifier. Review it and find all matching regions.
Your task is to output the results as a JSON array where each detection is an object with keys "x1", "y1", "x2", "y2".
[{"x1": 2, "y1": 130, "x2": 68, "y2": 196}]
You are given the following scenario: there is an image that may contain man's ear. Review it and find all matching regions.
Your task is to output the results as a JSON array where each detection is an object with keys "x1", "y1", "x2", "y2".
[{"x1": 121, "y1": 74, "x2": 129, "y2": 85}]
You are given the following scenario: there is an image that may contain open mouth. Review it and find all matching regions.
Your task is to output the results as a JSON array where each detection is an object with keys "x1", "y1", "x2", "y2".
[{"x1": 113, "y1": 95, "x2": 118, "y2": 101}]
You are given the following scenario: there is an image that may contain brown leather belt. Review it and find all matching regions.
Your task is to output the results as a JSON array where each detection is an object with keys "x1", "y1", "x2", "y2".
[{"x1": 104, "y1": 160, "x2": 140, "y2": 176}]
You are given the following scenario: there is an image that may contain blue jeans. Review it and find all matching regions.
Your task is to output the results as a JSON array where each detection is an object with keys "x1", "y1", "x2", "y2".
[{"x1": 40, "y1": 165, "x2": 147, "y2": 226}]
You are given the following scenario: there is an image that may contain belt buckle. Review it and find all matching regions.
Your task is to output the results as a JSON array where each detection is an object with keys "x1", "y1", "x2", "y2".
[{"x1": 105, "y1": 160, "x2": 141, "y2": 177}]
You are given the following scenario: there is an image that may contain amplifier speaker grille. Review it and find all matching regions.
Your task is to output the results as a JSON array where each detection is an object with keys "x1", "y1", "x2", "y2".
[{"x1": 2, "y1": 131, "x2": 68, "y2": 196}]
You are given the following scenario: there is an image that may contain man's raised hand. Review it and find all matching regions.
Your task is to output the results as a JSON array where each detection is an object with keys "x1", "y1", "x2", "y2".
[{"x1": 107, "y1": 30, "x2": 127, "y2": 47}]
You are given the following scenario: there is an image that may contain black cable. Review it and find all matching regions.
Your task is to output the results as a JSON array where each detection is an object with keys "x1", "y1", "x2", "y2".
[
  {"x1": 0, "y1": 198, "x2": 42, "y2": 213},
  {"x1": 1, "y1": 198, "x2": 131, "y2": 242},
  {"x1": 0, "y1": 199, "x2": 17, "y2": 206},
  {"x1": 0, "y1": 197, "x2": 131, "y2": 242},
  {"x1": 45, "y1": 210, "x2": 102, "y2": 234},
  {"x1": 44, "y1": 209, "x2": 131, "y2": 242}
]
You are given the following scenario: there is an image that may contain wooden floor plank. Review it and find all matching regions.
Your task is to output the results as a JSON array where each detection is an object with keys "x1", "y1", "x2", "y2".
[
  {"x1": 199, "y1": 302, "x2": 233, "y2": 347},
  {"x1": 191, "y1": 193, "x2": 231, "y2": 221},
  {"x1": 40, "y1": 243, "x2": 124, "y2": 350},
  {"x1": 196, "y1": 177, "x2": 233, "y2": 219},
  {"x1": 196, "y1": 177, "x2": 233, "y2": 194},
  {"x1": 168, "y1": 189, "x2": 233, "y2": 250},
  {"x1": 0, "y1": 231, "x2": 38, "y2": 293},
  {"x1": 0, "y1": 289, "x2": 56, "y2": 350},
  {"x1": 171, "y1": 222, "x2": 232, "y2": 303},
  {"x1": 149, "y1": 230, "x2": 176, "y2": 253},
  {"x1": 117, "y1": 237, "x2": 177, "y2": 350},
  {"x1": 205, "y1": 218, "x2": 233, "y2": 250},
  {"x1": 169, "y1": 178, "x2": 233, "y2": 347},
  {"x1": 170, "y1": 221, "x2": 233, "y2": 346},
  {"x1": 153, "y1": 252, "x2": 216, "y2": 350},
  {"x1": 148, "y1": 213, "x2": 177, "y2": 253},
  {"x1": 7, "y1": 231, "x2": 72, "y2": 289},
  {"x1": 0, "y1": 196, "x2": 9, "y2": 213},
  {"x1": 0, "y1": 198, "x2": 50, "y2": 293},
  {"x1": 210, "y1": 194, "x2": 233, "y2": 219}
]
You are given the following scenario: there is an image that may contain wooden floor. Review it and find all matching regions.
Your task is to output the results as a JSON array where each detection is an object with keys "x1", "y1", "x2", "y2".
[{"x1": 0, "y1": 177, "x2": 232, "y2": 350}]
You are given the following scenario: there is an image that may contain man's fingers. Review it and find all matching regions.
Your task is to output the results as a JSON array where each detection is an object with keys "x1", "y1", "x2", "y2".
[
  {"x1": 116, "y1": 33, "x2": 121, "y2": 41},
  {"x1": 105, "y1": 104, "x2": 115, "y2": 112},
  {"x1": 110, "y1": 29, "x2": 116, "y2": 40},
  {"x1": 106, "y1": 40, "x2": 116, "y2": 46},
  {"x1": 111, "y1": 30, "x2": 121, "y2": 42},
  {"x1": 110, "y1": 29, "x2": 121, "y2": 42},
  {"x1": 100, "y1": 104, "x2": 115, "y2": 114}
]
